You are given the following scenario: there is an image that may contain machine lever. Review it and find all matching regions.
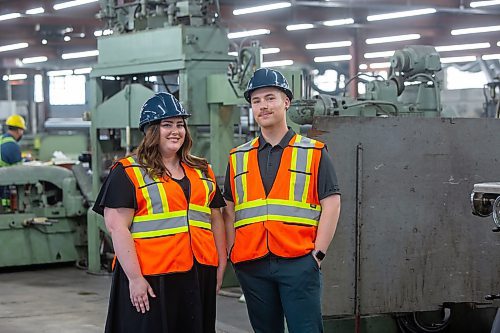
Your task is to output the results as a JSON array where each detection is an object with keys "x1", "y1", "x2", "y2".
[
  {"x1": 485, "y1": 294, "x2": 500, "y2": 300},
  {"x1": 22, "y1": 217, "x2": 58, "y2": 227}
]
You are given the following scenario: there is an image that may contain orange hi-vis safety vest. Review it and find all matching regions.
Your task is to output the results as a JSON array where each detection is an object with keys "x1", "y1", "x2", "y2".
[
  {"x1": 119, "y1": 156, "x2": 218, "y2": 275},
  {"x1": 228, "y1": 134, "x2": 325, "y2": 264}
]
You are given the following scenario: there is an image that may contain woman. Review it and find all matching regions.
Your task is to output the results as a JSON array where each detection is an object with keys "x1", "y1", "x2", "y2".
[{"x1": 93, "y1": 92, "x2": 227, "y2": 333}]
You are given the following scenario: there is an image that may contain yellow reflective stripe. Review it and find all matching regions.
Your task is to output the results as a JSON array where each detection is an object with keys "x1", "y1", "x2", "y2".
[
  {"x1": 267, "y1": 215, "x2": 319, "y2": 226},
  {"x1": 302, "y1": 147, "x2": 314, "y2": 202},
  {"x1": 234, "y1": 198, "x2": 267, "y2": 211},
  {"x1": 234, "y1": 216, "x2": 265, "y2": 228},
  {"x1": 289, "y1": 139, "x2": 299, "y2": 201},
  {"x1": 131, "y1": 226, "x2": 189, "y2": 238},
  {"x1": 189, "y1": 220, "x2": 212, "y2": 230},
  {"x1": 133, "y1": 210, "x2": 186, "y2": 222},
  {"x1": 195, "y1": 169, "x2": 210, "y2": 205},
  {"x1": 241, "y1": 151, "x2": 249, "y2": 203},
  {"x1": 131, "y1": 166, "x2": 153, "y2": 215},
  {"x1": 189, "y1": 203, "x2": 211, "y2": 213},
  {"x1": 231, "y1": 153, "x2": 239, "y2": 204}
]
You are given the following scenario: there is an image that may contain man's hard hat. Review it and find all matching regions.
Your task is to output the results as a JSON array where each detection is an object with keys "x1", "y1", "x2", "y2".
[
  {"x1": 244, "y1": 68, "x2": 293, "y2": 103},
  {"x1": 6, "y1": 114, "x2": 26, "y2": 130}
]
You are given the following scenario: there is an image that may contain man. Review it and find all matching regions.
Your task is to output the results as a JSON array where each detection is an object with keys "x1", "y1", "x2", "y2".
[
  {"x1": 222, "y1": 68, "x2": 341, "y2": 333},
  {"x1": 0, "y1": 114, "x2": 26, "y2": 167}
]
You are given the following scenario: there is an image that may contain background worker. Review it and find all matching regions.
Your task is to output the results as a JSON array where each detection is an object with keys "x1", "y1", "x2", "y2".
[
  {"x1": 93, "y1": 92, "x2": 227, "y2": 333},
  {"x1": 0, "y1": 114, "x2": 26, "y2": 167},
  {"x1": 223, "y1": 68, "x2": 341, "y2": 333}
]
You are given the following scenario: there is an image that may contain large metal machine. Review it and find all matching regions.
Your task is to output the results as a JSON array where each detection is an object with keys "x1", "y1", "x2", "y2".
[
  {"x1": 0, "y1": 165, "x2": 87, "y2": 267},
  {"x1": 288, "y1": 46, "x2": 500, "y2": 332}
]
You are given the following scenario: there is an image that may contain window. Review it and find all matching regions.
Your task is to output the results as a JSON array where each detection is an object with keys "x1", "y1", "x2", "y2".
[
  {"x1": 34, "y1": 74, "x2": 44, "y2": 103},
  {"x1": 49, "y1": 75, "x2": 86, "y2": 105},
  {"x1": 446, "y1": 66, "x2": 487, "y2": 90}
]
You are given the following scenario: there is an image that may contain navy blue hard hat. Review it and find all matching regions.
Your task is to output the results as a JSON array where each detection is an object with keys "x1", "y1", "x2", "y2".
[
  {"x1": 139, "y1": 92, "x2": 190, "y2": 133},
  {"x1": 244, "y1": 68, "x2": 293, "y2": 103}
]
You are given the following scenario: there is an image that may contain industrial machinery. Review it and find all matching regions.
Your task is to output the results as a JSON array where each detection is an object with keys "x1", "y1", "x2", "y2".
[
  {"x1": 289, "y1": 45, "x2": 442, "y2": 124},
  {"x1": 0, "y1": 165, "x2": 87, "y2": 267},
  {"x1": 287, "y1": 46, "x2": 500, "y2": 332}
]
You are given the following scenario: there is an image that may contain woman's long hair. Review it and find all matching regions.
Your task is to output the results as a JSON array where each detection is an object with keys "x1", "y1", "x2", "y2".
[{"x1": 135, "y1": 120, "x2": 208, "y2": 179}]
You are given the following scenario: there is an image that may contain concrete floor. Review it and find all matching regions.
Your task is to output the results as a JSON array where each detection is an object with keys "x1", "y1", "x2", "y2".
[{"x1": 0, "y1": 265, "x2": 252, "y2": 333}]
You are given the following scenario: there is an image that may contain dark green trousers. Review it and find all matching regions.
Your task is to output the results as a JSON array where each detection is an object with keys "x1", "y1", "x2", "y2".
[{"x1": 235, "y1": 254, "x2": 323, "y2": 333}]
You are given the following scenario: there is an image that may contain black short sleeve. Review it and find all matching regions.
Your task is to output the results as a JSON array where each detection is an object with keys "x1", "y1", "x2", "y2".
[
  {"x1": 92, "y1": 164, "x2": 136, "y2": 216},
  {"x1": 318, "y1": 147, "x2": 341, "y2": 200},
  {"x1": 223, "y1": 163, "x2": 233, "y2": 202},
  {"x1": 209, "y1": 186, "x2": 226, "y2": 208}
]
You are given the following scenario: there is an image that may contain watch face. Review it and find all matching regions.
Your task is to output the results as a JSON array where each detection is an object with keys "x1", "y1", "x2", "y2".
[{"x1": 315, "y1": 250, "x2": 325, "y2": 261}]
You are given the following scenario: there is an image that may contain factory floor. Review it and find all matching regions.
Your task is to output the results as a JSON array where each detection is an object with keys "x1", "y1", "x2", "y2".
[{"x1": 0, "y1": 265, "x2": 253, "y2": 333}]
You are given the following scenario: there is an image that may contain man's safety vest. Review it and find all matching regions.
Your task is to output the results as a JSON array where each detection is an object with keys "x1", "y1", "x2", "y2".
[
  {"x1": 228, "y1": 134, "x2": 324, "y2": 263},
  {"x1": 119, "y1": 156, "x2": 218, "y2": 275},
  {"x1": 0, "y1": 135, "x2": 17, "y2": 167}
]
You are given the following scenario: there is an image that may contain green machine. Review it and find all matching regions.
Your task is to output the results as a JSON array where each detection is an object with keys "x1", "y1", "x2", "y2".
[
  {"x1": 0, "y1": 165, "x2": 87, "y2": 267},
  {"x1": 86, "y1": 0, "x2": 280, "y2": 272},
  {"x1": 289, "y1": 45, "x2": 443, "y2": 124}
]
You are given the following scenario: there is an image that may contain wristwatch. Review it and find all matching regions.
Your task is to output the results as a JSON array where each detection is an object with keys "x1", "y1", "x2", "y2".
[{"x1": 312, "y1": 250, "x2": 326, "y2": 261}]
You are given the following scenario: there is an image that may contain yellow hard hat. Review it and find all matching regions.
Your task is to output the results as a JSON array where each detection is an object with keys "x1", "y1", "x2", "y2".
[{"x1": 6, "y1": 114, "x2": 26, "y2": 130}]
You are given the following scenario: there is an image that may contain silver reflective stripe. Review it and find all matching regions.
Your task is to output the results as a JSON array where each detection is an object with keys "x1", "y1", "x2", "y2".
[
  {"x1": 204, "y1": 178, "x2": 214, "y2": 194},
  {"x1": 233, "y1": 141, "x2": 253, "y2": 205},
  {"x1": 235, "y1": 205, "x2": 267, "y2": 221},
  {"x1": 268, "y1": 204, "x2": 320, "y2": 221},
  {"x1": 189, "y1": 210, "x2": 211, "y2": 223},
  {"x1": 139, "y1": 168, "x2": 164, "y2": 214},
  {"x1": 130, "y1": 216, "x2": 187, "y2": 233},
  {"x1": 291, "y1": 135, "x2": 316, "y2": 149}
]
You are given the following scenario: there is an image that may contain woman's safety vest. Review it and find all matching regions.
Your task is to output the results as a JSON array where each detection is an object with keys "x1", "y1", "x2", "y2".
[
  {"x1": 119, "y1": 156, "x2": 218, "y2": 275},
  {"x1": 228, "y1": 134, "x2": 324, "y2": 263}
]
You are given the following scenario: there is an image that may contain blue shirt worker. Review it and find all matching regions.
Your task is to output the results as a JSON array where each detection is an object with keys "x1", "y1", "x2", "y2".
[
  {"x1": 223, "y1": 68, "x2": 341, "y2": 333},
  {"x1": 0, "y1": 114, "x2": 26, "y2": 167}
]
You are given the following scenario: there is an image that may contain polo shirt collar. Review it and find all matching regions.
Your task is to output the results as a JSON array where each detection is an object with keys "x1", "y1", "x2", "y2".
[{"x1": 258, "y1": 128, "x2": 296, "y2": 151}]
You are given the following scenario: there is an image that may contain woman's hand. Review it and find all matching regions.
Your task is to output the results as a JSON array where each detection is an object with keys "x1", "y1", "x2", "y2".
[
  {"x1": 129, "y1": 276, "x2": 156, "y2": 313},
  {"x1": 216, "y1": 257, "x2": 227, "y2": 293}
]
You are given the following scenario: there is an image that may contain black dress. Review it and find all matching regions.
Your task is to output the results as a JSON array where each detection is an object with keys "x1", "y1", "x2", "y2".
[{"x1": 93, "y1": 164, "x2": 226, "y2": 333}]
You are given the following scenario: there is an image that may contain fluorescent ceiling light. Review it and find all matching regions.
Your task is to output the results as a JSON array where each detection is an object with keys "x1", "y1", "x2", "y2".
[
  {"x1": 359, "y1": 64, "x2": 368, "y2": 70},
  {"x1": 323, "y1": 18, "x2": 354, "y2": 26},
  {"x1": 366, "y1": 33, "x2": 420, "y2": 45},
  {"x1": 94, "y1": 29, "x2": 113, "y2": 37},
  {"x1": 451, "y1": 25, "x2": 500, "y2": 35},
  {"x1": 435, "y1": 42, "x2": 490, "y2": 52},
  {"x1": 470, "y1": 0, "x2": 500, "y2": 7},
  {"x1": 314, "y1": 54, "x2": 352, "y2": 62},
  {"x1": 364, "y1": 50, "x2": 395, "y2": 58},
  {"x1": 286, "y1": 24, "x2": 314, "y2": 31},
  {"x1": 482, "y1": 54, "x2": 500, "y2": 60},
  {"x1": 74, "y1": 67, "x2": 92, "y2": 74},
  {"x1": 262, "y1": 47, "x2": 280, "y2": 54},
  {"x1": 228, "y1": 51, "x2": 238, "y2": 56},
  {"x1": 261, "y1": 59, "x2": 293, "y2": 67},
  {"x1": 233, "y1": 2, "x2": 291, "y2": 15},
  {"x1": 367, "y1": 8, "x2": 436, "y2": 21},
  {"x1": 2, "y1": 74, "x2": 27, "y2": 81},
  {"x1": 26, "y1": 7, "x2": 45, "y2": 15},
  {"x1": 22, "y1": 56, "x2": 48, "y2": 64},
  {"x1": 54, "y1": 0, "x2": 98, "y2": 10},
  {"x1": 0, "y1": 42, "x2": 29, "y2": 53},
  {"x1": 0, "y1": 13, "x2": 21, "y2": 21},
  {"x1": 440, "y1": 56, "x2": 477, "y2": 63},
  {"x1": 369, "y1": 62, "x2": 391, "y2": 69},
  {"x1": 306, "y1": 40, "x2": 351, "y2": 50},
  {"x1": 61, "y1": 50, "x2": 99, "y2": 59},
  {"x1": 498, "y1": 41, "x2": 500, "y2": 46},
  {"x1": 228, "y1": 29, "x2": 270, "y2": 39},
  {"x1": 47, "y1": 70, "x2": 74, "y2": 76}
]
